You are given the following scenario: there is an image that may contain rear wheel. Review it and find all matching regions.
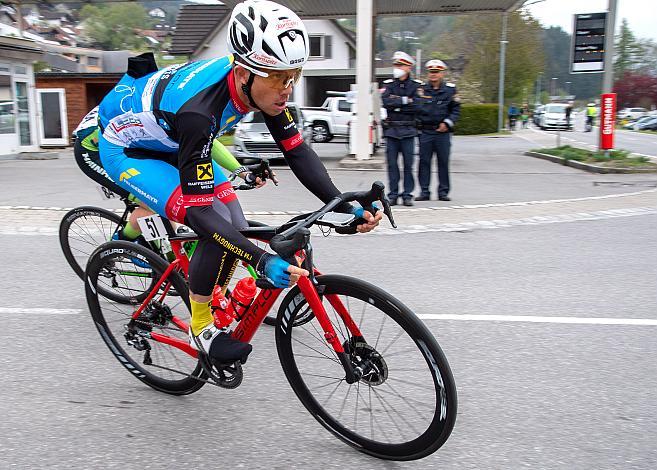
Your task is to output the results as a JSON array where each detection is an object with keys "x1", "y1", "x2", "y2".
[
  {"x1": 85, "y1": 240, "x2": 205, "y2": 395},
  {"x1": 275, "y1": 275, "x2": 457, "y2": 460}
]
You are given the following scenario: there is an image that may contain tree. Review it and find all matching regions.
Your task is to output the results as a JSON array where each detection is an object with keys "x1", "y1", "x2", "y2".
[
  {"x1": 444, "y1": 11, "x2": 544, "y2": 103},
  {"x1": 614, "y1": 18, "x2": 645, "y2": 77},
  {"x1": 80, "y1": 3, "x2": 154, "y2": 51},
  {"x1": 614, "y1": 72, "x2": 657, "y2": 108}
]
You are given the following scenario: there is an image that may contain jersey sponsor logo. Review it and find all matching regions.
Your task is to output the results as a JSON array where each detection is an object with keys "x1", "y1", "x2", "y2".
[
  {"x1": 196, "y1": 163, "x2": 214, "y2": 181},
  {"x1": 177, "y1": 58, "x2": 220, "y2": 90},
  {"x1": 211, "y1": 233, "x2": 253, "y2": 261},
  {"x1": 110, "y1": 115, "x2": 144, "y2": 133},
  {"x1": 280, "y1": 132, "x2": 303, "y2": 152},
  {"x1": 215, "y1": 182, "x2": 236, "y2": 203},
  {"x1": 119, "y1": 168, "x2": 140, "y2": 182},
  {"x1": 284, "y1": 108, "x2": 294, "y2": 123}
]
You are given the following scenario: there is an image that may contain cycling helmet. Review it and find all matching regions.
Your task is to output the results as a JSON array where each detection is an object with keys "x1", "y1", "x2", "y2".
[{"x1": 228, "y1": 0, "x2": 309, "y2": 71}]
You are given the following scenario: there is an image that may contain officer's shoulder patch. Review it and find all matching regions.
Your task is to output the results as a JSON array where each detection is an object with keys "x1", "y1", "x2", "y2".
[
  {"x1": 383, "y1": 79, "x2": 394, "y2": 84},
  {"x1": 446, "y1": 82, "x2": 456, "y2": 88},
  {"x1": 412, "y1": 78, "x2": 424, "y2": 84}
]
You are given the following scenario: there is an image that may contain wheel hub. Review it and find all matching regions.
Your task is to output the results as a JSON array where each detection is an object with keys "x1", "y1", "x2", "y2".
[{"x1": 349, "y1": 341, "x2": 388, "y2": 386}]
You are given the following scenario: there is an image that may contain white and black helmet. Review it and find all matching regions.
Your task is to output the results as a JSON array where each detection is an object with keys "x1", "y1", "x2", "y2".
[{"x1": 228, "y1": 0, "x2": 309, "y2": 71}]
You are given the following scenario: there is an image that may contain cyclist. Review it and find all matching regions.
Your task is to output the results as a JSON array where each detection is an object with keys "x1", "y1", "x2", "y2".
[
  {"x1": 73, "y1": 105, "x2": 268, "y2": 244},
  {"x1": 97, "y1": 0, "x2": 381, "y2": 365}
]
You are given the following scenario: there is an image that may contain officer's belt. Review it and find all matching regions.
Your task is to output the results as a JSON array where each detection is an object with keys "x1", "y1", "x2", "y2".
[
  {"x1": 383, "y1": 120, "x2": 416, "y2": 127},
  {"x1": 418, "y1": 123, "x2": 442, "y2": 130}
]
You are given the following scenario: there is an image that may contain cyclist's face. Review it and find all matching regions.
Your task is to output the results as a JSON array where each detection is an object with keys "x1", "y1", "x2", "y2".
[{"x1": 250, "y1": 68, "x2": 301, "y2": 115}]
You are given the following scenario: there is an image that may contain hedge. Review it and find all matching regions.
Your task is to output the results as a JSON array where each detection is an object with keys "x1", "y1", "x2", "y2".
[{"x1": 454, "y1": 104, "x2": 501, "y2": 135}]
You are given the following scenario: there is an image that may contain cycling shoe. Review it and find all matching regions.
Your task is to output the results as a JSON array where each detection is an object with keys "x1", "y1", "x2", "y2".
[{"x1": 189, "y1": 324, "x2": 253, "y2": 364}]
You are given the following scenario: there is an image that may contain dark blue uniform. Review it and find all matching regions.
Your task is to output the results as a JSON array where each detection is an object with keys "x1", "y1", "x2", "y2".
[
  {"x1": 416, "y1": 81, "x2": 460, "y2": 199},
  {"x1": 381, "y1": 76, "x2": 422, "y2": 202}
]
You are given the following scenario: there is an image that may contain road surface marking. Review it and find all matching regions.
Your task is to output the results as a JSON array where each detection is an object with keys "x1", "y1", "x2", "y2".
[
  {"x1": 418, "y1": 313, "x2": 657, "y2": 326},
  {"x1": 0, "y1": 307, "x2": 82, "y2": 315}
]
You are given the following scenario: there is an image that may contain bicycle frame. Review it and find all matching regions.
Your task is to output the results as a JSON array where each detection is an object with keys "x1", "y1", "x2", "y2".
[{"x1": 130, "y1": 237, "x2": 364, "y2": 382}]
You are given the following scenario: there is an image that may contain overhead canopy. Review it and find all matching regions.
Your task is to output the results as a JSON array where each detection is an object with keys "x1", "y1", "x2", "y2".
[{"x1": 218, "y1": 0, "x2": 527, "y2": 17}]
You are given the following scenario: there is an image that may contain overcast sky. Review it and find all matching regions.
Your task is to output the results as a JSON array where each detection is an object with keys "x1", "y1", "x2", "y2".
[{"x1": 524, "y1": 0, "x2": 657, "y2": 41}]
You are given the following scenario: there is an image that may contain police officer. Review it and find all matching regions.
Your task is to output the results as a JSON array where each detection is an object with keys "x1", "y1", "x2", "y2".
[
  {"x1": 382, "y1": 51, "x2": 422, "y2": 206},
  {"x1": 416, "y1": 59, "x2": 460, "y2": 201}
]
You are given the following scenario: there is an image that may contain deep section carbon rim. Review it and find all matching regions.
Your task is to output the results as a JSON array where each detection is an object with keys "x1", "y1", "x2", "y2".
[{"x1": 276, "y1": 275, "x2": 456, "y2": 460}]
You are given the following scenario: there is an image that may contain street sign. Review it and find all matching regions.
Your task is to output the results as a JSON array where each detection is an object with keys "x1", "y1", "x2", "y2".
[
  {"x1": 600, "y1": 93, "x2": 616, "y2": 150},
  {"x1": 570, "y1": 12, "x2": 607, "y2": 73}
]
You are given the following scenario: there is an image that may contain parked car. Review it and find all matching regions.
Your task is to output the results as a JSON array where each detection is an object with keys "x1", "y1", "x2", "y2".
[
  {"x1": 532, "y1": 105, "x2": 545, "y2": 126},
  {"x1": 633, "y1": 116, "x2": 657, "y2": 131},
  {"x1": 539, "y1": 103, "x2": 570, "y2": 130},
  {"x1": 617, "y1": 107, "x2": 648, "y2": 120},
  {"x1": 623, "y1": 115, "x2": 653, "y2": 129},
  {"x1": 232, "y1": 102, "x2": 311, "y2": 163},
  {"x1": 302, "y1": 97, "x2": 353, "y2": 143}
]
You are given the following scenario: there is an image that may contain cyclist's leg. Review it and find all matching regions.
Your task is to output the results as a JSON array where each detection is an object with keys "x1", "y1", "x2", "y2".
[{"x1": 76, "y1": 138, "x2": 153, "y2": 240}]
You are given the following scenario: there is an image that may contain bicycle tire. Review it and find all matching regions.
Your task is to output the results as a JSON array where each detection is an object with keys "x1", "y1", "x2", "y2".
[
  {"x1": 85, "y1": 240, "x2": 205, "y2": 395},
  {"x1": 275, "y1": 274, "x2": 457, "y2": 461},
  {"x1": 60, "y1": 206, "x2": 123, "y2": 279}
]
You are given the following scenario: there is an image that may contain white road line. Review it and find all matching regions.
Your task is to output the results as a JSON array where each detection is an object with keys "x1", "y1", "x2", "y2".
[
  {"x1": 418, "y1": 313, "x2": 657, "y2": 326},
  {"x1": 0, "y1": 307, "x2": 82, "y2": 315}
]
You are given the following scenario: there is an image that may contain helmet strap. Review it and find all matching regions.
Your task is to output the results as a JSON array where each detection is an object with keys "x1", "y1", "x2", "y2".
[{"x1": 241, "y1": 71, "x2": 261, "y2": 111}]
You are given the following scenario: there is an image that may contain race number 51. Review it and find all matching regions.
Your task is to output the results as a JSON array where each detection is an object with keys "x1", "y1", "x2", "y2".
[{"x1": 137, "y1": 214, "x2": 167, "y2": 241}]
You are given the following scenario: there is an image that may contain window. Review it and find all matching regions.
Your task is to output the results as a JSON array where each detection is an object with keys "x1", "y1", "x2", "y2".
[
  {"x1": 338, "y1": 100, "x2": 352, "y2": 112},
  {"x1": 308, "y1": 35, "x2": 332, "y2": 60},
  {"x1": 88, "y1": 57, "x2": 99, "y2": 66},
  {"x1": 14, "y1": 65, "x2": 27, "y2": 75}
]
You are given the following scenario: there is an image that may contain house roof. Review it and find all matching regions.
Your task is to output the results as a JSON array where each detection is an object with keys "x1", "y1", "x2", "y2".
[
  {"x1": 170, "y1": 4, "x2": 357, "y2": 57},
  {"x1": 169, "y1": 4, "x2": 229, "y2": 56},
  {"x1": 218, "y1": 0, "x2": 526, "y2": 17}
]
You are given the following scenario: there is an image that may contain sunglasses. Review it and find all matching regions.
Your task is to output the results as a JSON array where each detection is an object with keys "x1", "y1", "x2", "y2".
[
  {"x1": 239, "y1": 62, "x2": 303, "y2": 90},
  {"x1": 428, "y1": 69, "x2": 445, "y2": 73}
]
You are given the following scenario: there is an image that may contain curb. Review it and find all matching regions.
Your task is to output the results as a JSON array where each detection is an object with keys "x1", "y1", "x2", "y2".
[
  {"x1": 338, "y1": 155, "x2": 386, "y2": 170},
  {"x1": 524, "y1": 151, "x2": 657, "y2": 174}
]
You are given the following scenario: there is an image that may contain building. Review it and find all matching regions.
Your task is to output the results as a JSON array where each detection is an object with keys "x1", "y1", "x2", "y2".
[
  {"x1": 0, "y1": 34, "x2": 41, "y2": 154},
  {"x1": 169, "y1": 4, "x2": 392, "y2": 106}
]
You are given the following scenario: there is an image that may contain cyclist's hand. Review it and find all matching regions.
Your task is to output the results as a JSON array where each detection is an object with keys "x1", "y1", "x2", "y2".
[
  {"x1": 357, "y1": 210, "x2": 382, "y2": 233},
  {"x1": 261, "y1": 254, "x2": 309, "y2": 288},
  {"x1": 240, "y1": 171, "x2": 268, "y2": 189},
  {"x1": 351, "y1": 206, "x2": 383, "y2": 233}
]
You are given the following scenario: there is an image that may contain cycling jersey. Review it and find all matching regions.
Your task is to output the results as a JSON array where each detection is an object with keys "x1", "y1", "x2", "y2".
[{"x1": 98, "y1": 54, "x2": 348, "y2": 268}]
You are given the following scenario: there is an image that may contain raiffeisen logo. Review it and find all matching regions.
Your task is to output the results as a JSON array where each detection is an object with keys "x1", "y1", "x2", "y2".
[{"x1": 250, "y1": 52, "x2": 277, "y2": 66}]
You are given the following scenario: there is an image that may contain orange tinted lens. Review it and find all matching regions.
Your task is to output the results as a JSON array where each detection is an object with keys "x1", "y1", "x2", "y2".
[{"x1": 264, "y1": 69, "x2": 302, "y2": 89}]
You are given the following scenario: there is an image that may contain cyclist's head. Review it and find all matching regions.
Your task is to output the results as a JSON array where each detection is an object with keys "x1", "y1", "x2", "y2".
[{"x1": 228, "y1": 0, "x2": 309, "y2": 115}]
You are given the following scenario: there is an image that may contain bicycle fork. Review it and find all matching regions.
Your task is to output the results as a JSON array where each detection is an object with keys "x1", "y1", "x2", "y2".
[{"x1": 296, "y1": 277, "x2": 364, "y2": 384}]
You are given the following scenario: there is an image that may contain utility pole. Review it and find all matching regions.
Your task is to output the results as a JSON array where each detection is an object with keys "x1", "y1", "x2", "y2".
[
  {"x1": 497, "y1": 12, "x2": 508, "y2": 132},
  {"x1": 601, "y1": 0, "x2": 617, "y2": 94}
]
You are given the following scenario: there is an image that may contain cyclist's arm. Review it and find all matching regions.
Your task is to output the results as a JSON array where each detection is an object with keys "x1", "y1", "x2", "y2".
[
  {"x1": 176, "y1": 112, "x2": 266, "y2": 266},
  {"x1": 210, "y1": 139, "x2": 241, "y2": 173},
  {"x1": 263, "y1": 109, "x2": 352, "y2": 213}
]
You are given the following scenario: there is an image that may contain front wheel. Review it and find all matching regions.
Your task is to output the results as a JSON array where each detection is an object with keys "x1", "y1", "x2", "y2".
[{"x1": 275, "y1": 275, "x2": 457, "y2": 460}]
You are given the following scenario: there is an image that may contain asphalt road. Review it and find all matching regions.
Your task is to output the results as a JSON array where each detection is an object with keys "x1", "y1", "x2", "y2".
[{"x1": 1, "y1": 134, "x2": 656, "y2": 469}]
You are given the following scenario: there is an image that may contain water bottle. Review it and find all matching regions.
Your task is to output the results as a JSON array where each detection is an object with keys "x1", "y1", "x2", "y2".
[
  {"x1": 227, "y1": 277, "x2": 257, "y2": 321},
  {"x1": 211, "y1": 286, "x2": 235, "y2": 329}
]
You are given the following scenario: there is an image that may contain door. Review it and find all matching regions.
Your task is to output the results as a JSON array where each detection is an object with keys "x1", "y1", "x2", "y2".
[
  {"x1": 15, "y1": 81, "x2": 33, "y2": 148},
  {"x1": 334, "y1": 98, "x2": 352, "y2": 135},
  {"x1": 36, "y1": 88, "x2": 68, "y2": 146},
  {"x1": 0, "y1": 74, "x2": 17, "y2": 153}
]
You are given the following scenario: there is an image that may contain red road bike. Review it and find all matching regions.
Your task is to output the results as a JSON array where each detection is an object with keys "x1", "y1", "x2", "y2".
[{"x1": 84, "y1": 181, "x2": 457, "y2": 460}]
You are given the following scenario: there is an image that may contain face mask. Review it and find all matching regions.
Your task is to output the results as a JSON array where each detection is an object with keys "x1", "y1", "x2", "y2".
[{"x1": 393, "y1": 67, "x2": 407, "y2": 79}]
